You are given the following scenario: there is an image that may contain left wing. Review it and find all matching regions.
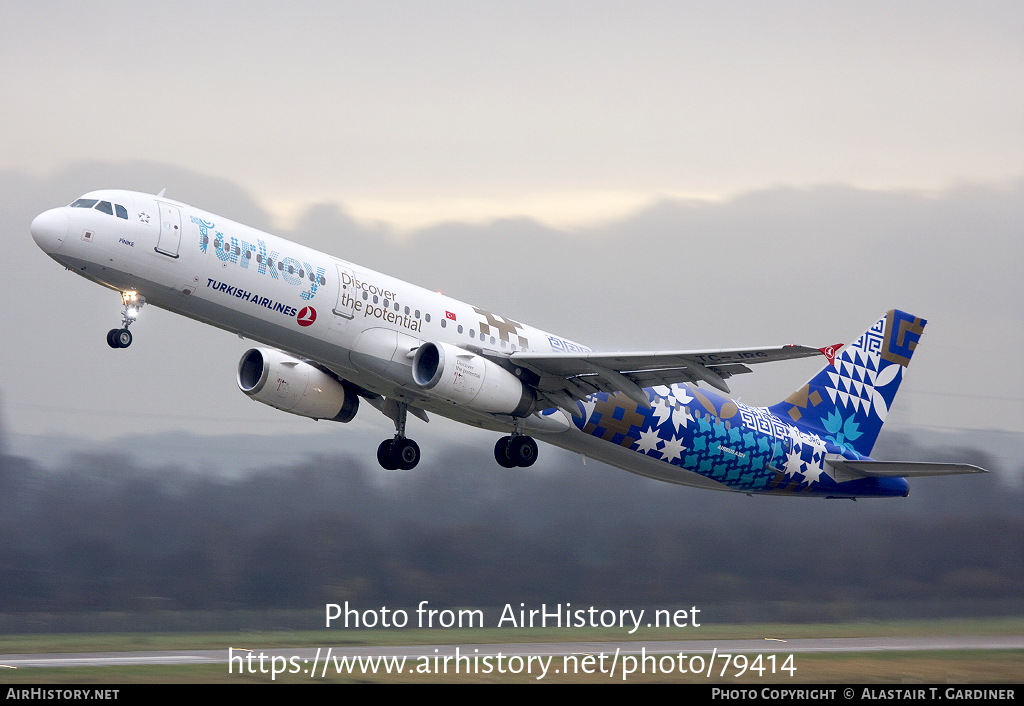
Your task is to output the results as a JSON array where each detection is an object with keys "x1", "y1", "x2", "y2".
[{"x1": 509, "y1": 344, "x2": 830, "y2": 418}]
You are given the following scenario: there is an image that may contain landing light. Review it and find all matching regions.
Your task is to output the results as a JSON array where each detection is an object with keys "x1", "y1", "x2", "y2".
[{"x1": 119, "y1": 291, "x2": 145, "y2": 324}]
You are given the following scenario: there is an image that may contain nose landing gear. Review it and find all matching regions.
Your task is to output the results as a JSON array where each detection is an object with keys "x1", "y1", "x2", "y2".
[{"x1": 107, "y1": 291, "x2": 144, "y2": 349}]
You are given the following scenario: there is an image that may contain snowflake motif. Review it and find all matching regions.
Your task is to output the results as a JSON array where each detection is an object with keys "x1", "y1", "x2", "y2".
[
  {"x1": 650, "y1": 397, "x2": 674, "y2": 428},
  {"x1": 138, "y1": 212, "x2": 150, "y2": 224},
  {"x1": 660, "y1": 435, "x2": 686, "y2": 463},
  {"x1": 634, "y1": 429, "x2": 663, "y2": 456}
]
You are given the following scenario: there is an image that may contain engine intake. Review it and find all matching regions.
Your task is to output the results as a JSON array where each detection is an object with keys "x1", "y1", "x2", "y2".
[
  {"x1": 412, "y1": 341, "x2": 534, "y2": 416},
  {"x1": 237, "y1": 348, "x2": 359, "y2": 422}
]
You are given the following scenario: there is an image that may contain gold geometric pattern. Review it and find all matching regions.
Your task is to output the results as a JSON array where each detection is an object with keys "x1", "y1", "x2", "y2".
[
  {"x1": 472, "y1": 306, "x2": 530, "y2": 348},
  {"x1": 582, "y1": 393, "x2": 646, "y2": 448},
  {"x1": 881, "y1": 310, "x2": 925, "y2": 367}
]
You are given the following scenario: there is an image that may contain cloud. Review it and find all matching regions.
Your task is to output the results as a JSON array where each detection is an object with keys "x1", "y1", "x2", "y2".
[{"x1": 5, "y1": 164, "x2": 1021, "y2": 456}]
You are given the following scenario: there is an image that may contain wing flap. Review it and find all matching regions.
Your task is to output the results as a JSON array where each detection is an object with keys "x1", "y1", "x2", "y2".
[
  {"x1": 512, "y1": 344, "x2": 821, "y2": 375},
  {"x1": 511, "y1": 344, "x2": 823, "y2": 403}
]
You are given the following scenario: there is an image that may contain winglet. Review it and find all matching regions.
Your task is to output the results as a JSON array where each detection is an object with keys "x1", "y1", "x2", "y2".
[{"x1": 818, "y1": 343, "x2": 843, "y2": 367}]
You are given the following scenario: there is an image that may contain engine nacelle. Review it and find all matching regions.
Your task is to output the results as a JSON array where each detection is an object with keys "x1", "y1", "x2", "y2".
[
  {"x1": 237, "y1": 348, "x2": 359, "y2": 422},
  {"x1": 412, "y1": 341, "x2": 534, "y2": 416}
]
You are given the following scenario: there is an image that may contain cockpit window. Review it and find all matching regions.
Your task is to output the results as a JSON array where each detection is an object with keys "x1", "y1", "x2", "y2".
[
  {"x1": 115, "y1": 204, "x2": 128, "y2": 219},
  {"x1": 95, "y1": 201, "x2": 113, "y2": 216},
  {"x1": 70, "y1": 199, "x2": 98, "y2": 208}
]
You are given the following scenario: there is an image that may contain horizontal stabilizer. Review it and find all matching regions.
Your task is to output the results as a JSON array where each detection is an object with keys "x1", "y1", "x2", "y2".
[{"x1": 827, "y1": 458, "x2": 988, "y2": 478}]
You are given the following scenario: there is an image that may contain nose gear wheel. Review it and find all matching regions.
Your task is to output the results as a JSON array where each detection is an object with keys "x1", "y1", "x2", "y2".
[{"x1": 106, "y1": 292, "x2": 144, "y2": 349}]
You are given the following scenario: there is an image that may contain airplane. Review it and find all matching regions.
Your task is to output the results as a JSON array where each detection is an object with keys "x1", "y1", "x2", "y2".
[{"x1": 30, "y1": 189, "x2": 986, "y2": 498}]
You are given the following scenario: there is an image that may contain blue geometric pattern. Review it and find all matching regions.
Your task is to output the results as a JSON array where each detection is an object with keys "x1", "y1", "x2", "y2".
[
  {"x1": 768, "y1": 310, "x2": 925, "y2": 457},
  {"x1": 572, "y1": 311, "x2": 924, "y2": 498}
]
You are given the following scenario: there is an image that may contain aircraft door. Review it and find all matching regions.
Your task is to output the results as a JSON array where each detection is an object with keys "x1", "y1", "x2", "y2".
[
  {"x1": 155, "y1": 203, "x2": 182, "y2": 257},
  {"x1": 333, "y1": 262, "x2": 356, "y2": 319},
  {"x1": 768, "y1": 438, "x2": 783, "y2": 472}
]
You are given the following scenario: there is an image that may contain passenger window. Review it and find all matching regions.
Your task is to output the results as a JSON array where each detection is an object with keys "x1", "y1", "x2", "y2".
[
  {"x1": 115, "y1": 204, "x2": 128, "y2": 219},
  {"x1": 256, "y1": 253, "x2": 262, "y2": 263},
  {"x1": 383, "y1": 299, "x2": 389, "y2": 308},
  {"x1": 458, "y1": 325, "x2": 464, "y2": 334},
  {"x1": 425, "y1": 313, "x2": 431, "y2": 322},
  {"x1": 318, "y1": 276, "x2": 326, "y2": 285},
  {"x1": 244, "y1": 250, "x2": 251, "y2": 259},
  {"x1": 70, "y1": 199, "x2": 98, "y2": 208},
  {"x1": 298, "y1": 269, "x2": 304, "y2": 278},
  {"x1": 202, "y1": 235, "x2": 209, "y2": 245},
  {"x1": 394, "y1": 303, "x2": 399, "y2": 312},
  {"x1": 490, "y1": 336, "x2": 495, "y2": 345},
  {"x1": 469, "y1": 330, "x2": 475, "y2": 339},
  {"x1": 440, "y1": 318, "x2": 446, "y2": 328},
  {"x1": 415, "y1": 310, "x2": 420, "y2": 318},
  {"x1": 362, "y1": 291, "x2": 368, "y2": 300},
  {"x1": 373, "y1": 295, "x2": 378, "y2": 304},
  {"x1": 95, "y1": 201, "x2": 113, "y2": 215}
]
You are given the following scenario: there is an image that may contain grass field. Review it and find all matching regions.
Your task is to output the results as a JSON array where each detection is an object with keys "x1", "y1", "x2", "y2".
[{"x1": 0, "y1": 618, "x2": 1020, "y2": 683}]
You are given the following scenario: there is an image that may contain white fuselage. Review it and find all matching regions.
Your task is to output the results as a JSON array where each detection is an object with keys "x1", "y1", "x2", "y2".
[{"x1": 32, "y1": 189, "x2": 732, "y2": 492}]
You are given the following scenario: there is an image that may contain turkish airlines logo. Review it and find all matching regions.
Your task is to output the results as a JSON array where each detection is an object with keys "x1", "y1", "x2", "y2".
[
  {"x1": 819, "y1": 343, "x2": 843, "y2": 367},
  {"x1": 446, "y1": 311, "x2": 457, "y2": 321},
  {"x1": 297, "y1": 306, "x2": 317, "y2": 327}
]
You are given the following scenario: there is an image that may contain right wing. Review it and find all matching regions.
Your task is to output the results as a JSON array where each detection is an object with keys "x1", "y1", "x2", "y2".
[{"x1": 509, "y1": 344, "x2": 832, "y2": 418}]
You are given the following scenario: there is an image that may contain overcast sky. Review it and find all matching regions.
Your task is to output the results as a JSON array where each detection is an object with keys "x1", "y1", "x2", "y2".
[
  {"x1": 2, "y1": 1, "x2": 1022, "y2": 229},
  {"x1": 1, "y1": 2, "x2": 1022, "y2": 473}
]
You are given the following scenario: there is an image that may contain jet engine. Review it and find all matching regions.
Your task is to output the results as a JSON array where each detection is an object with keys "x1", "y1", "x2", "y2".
[
  {"x1": 237, "y1": 348, "x2": 359, "y2": 422},
  {"x1": 412, "y1": 341, "x2": 534, "y2": 416}
]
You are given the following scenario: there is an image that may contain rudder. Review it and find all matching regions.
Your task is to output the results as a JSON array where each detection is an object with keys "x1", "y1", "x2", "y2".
[{"x1": 768, "y1": 310, "x2": 926, "y2": 457}]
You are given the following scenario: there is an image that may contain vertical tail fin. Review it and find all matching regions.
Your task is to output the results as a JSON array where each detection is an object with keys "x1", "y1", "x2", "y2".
[{"x1": 768, "y1": 310, "x2": 927, "y2": 456}]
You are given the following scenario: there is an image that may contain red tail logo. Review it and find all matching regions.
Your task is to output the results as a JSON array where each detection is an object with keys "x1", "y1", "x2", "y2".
[{"x1": 819, "y1": 343, "x2": 843, "y2": 367}]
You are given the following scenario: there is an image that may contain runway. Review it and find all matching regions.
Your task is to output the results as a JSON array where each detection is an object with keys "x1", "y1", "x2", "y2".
[{"x1": 2, "y1": 635, "x2": 1021, "y2": 669}]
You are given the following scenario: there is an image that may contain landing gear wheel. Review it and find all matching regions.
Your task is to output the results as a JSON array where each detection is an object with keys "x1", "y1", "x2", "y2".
[
  {"x1": 494, "y1": 436, "x2": 516, "y2": 468},
  {"x1": 507, "y1": 436, "x2": 538, "y2": 467},
  {"x1": 107, "y1": 329, "x2": 121, "y2": 348},
  {"x1": 115, "y1": 328, "x2": 133, "y2": 348},
  {"x1": 377, "y1": 439, "x2": 398, "y2": 470},
  {"x1": 392, "y1": 438, "x2": 420, "y2": 470}
]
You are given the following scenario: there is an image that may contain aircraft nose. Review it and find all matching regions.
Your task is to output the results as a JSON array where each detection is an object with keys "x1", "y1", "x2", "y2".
[{"x1": 31, "y1": 209, "x2": 68, "y2": 254}]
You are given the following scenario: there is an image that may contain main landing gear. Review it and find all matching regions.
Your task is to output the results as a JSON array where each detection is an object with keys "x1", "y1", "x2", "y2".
[
  {"x1": 107, "y1": 291, "x2": 144, "y2": 349},
  {"x1": 377, "y1": 437, "x2": 421, "y2": 471},
  {"x1": 494, "y1": 434, "x2": 538, "y2": 468},
  {"x1": 377, "y1": 399, "x2": 421, "y2": 470}
]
